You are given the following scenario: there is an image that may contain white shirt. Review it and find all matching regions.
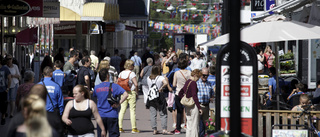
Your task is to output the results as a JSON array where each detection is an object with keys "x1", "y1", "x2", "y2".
[
  {"x1": 147, "y1": 76, "x2": 165, "y2": 89},
  {"x1": 190, "y1": 58, "x2": 206, "y2": 70},
  {"x1": 7, "y1": 64, "x2": 20, "y2": 88},
  {"x1": 257, "y1": 55, "x2": 264, "y2": 71},
  {"x1": 118, "y1": 70, "x2": 136, "y2": 91}
]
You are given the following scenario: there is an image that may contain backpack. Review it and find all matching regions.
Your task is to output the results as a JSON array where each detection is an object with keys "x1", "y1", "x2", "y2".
[
  {"x1": 117, "y1": 71, "x2": 132, "y2": 91},
  {"x1": 107, "y1": 83, "x2": 120, "y2": 106},
  {"x1": 148, "y1": 76, "x2": 160, "y2": 101}
]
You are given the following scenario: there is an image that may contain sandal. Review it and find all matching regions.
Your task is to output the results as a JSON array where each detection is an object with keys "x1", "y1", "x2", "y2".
[
  {"x1": 162, "y1": 130, "x2": 173, "y2": 135},
  {"x1": 153, "y1": 130, "x2": 160, "y2": 135}
]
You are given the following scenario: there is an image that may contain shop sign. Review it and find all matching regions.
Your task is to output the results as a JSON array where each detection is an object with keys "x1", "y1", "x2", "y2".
[
  {"x1": 54, "y1": 22, "x2": 88, "y2": 34},
  {"x1": 0, "y1": 0, "x2": 30, "y2": 16},
  {"x1": 90, "y1": 23, "x2": 100, "y2": 34},
  {"x1": 43, "y1": 2, "x2": 60, "y2": 18},
  {"x1": 216, "y1": 42, "x2": 258, "y2": 136},
  {"x1": 251, "y1": 0, "x2": 264, "y2": 11},
  {"x1": 105, "y1": 24, "x2": 115, "y2": 32},
  {"x1": 24, "y1": 0, "x2": 43, "y2": 17}
]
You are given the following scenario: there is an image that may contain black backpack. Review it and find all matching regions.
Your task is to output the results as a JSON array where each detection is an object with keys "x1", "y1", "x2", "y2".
[{"x1": 107, "y1": 83, "x2": 119, "y2": 105}]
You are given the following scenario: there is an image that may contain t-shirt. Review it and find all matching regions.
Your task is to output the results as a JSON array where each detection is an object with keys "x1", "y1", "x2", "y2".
[
  {"x1": 268, "y1": 76, "x2": 285, "y2": 94},
  {"x1": 0, "y1": 66, "x2": 11, "y2": 92},
  {"x1": 63, "y1": 61, "x2": 74, "y2": 72},
  {"x1": 207, "y1": 75, "x2": 216, "y2": 87},
  {"x1": 130, "y1": 55, "x2": 142, "y2": 66},
  {"x1": 90, "y1": 55, "x2": 99, "y2": 70},
  {"x1": 190, "y1": 58, "x2": 205, "y2": 70},
  {"x1": 77, "y1": 66, "x2": 91, "y2": 88},
  {"x1": 147, "y1": 76, "x2": 165, "y2": 89},
  {"x1": 93, "y1": 82, "x2": 125, "y2": 118},
  {"x1": 7, "y1": 64, "x2": 20, "y2": 88},
  {"x1": 257, "y1": 55, "x2": 264, "y2": 71},
  {"x1": 118, "y1": 70, "x2": 136, "y2": 91},
  {"x1": 264, "y1": 53, "x2": 274, "y2": 68},
  {"x1": 52, "y1": 69, "x2": 64, "y2": 87},
  {"x1": 174, "y1": 70, "x2": 191, "y2": 95}
]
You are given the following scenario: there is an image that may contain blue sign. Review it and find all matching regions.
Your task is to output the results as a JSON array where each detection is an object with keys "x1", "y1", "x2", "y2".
[
  {"x1": 266, "y1": 0, "x2": 275, "y2": 14},
  {"x1": 134, "y1": 35, "x2": 148, "y2": 39}
]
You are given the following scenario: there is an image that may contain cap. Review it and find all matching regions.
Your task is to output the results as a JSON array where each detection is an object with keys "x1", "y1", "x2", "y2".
[{"x1": 185, "y1": 45, "x2": 188, "y2": 47}]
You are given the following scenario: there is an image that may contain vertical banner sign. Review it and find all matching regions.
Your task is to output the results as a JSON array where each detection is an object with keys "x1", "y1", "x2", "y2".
[
  {"x1": 215, "y1": 42, "x2": 258, "y2": 136},
  {"x1": 251, "y1": 0, "x2": 264, "y2": 11},
  {"x1": 174, "y1": 34, "x2": 185, "y2": 52}
]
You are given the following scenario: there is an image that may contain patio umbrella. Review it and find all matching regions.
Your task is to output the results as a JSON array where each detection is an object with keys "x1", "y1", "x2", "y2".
[{"x1": 200, "y1": 20, "x2": 320, "y2": 46}]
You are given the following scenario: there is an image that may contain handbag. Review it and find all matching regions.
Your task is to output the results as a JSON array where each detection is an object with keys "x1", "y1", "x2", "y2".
[
  {"x1": 180, "y1": 81, "x2": 195, "y2": 107},
  {"x1": 107, "y1": 83, "x2": 119, "y2": 106}
]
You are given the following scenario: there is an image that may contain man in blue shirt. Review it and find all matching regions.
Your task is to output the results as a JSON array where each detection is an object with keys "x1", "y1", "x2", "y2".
[
  {"x1": 207, "y1": 66, "x2": 216, "y2": 88},
  {"x1": 197, "y1": 68, "x2": 214, "y2": 137},
  {"x1": 130, "y1": 52, "x2": 142, "y2": 80},
  {"x1": 38, "y1": 66, "x2": 64, "y2": 136},
  {"x1": 93, "y1": 68, "x2": 128, "y2": 137},
  {"x1": 267, "y1": 67, "x2": 284, "y2": 106},
  {"x1": 52, "y1": 60, "x2": 65, "y2": 87},
  {"x1": 0, "y1": 55, "x2": 11, "y2": 125}
]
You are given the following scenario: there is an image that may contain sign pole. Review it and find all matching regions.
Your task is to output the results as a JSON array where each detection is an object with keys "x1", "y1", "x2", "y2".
[{"x1": 229, "y1": 0, "x2": 241, "y2": 136}]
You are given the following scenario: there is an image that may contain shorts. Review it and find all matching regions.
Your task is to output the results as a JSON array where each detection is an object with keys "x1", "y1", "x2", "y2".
[{"x1": 8, "y1": 84, "x2": 18, "y2": 101}]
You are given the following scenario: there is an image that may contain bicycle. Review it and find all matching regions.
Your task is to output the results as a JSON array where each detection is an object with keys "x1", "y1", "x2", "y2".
[{"x1": 271, "y1": 105, "x2": 320, "y2": 137}]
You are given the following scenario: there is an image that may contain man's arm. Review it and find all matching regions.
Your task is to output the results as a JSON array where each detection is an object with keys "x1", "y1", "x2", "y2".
[
  {"x1": 269, "y1": 85, "x2": 272, "y2": 100},
  {"x1": 84, "y1": 75, "x2": 90, "y2": 89},
  {"x1": 7, "y1": 74, "x2": 12, "y2": 91}
]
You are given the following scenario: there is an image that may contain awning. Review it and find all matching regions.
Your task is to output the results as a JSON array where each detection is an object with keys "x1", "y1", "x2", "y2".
[
  {"x1": 60, "y1": 6, "x2": 81, "y2": 21},
  {"x1": 16, "y1": 27, "x2": 38, "y2": 45},
  {"x1": 251, "y1": 0, "x2": 314, "y2": 21},
  {"x1": 60, "y1": 2, "x2": 119, "y2": 22},
  {"x1": 81, "y1": 2, "x2": 120, "y2": 21}
]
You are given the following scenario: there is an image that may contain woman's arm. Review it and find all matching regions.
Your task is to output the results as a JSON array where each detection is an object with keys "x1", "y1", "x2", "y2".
[
  {"x1": 132, "y1": 76, "x2": 138, "y2": 93},
  {"x1": 91, "y1": 100, "x2": 106, "y2": 137},
  {"x1": 62, "y1": 101, "x2": 73, "y2": 126},
  {"x1": 173, "y1": 72, "x2": 177, "y2": 88},
  {"x1": 159, "y1": 78, "x2": 168, "y2": 92},
  {"x1": 287, "y1": 89, "x2": 297, "y2": 100}
]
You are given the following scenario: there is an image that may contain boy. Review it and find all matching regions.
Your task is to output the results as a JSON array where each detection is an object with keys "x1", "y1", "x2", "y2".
[
  {"x1": 52, "y1": 60, "x2": 65, "y2": 87},
  {"x1": 291, "y1": 94, "x2": 310, "y2": 111}
]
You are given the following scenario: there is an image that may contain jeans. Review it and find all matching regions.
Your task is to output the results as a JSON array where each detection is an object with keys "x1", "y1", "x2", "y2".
[{"x1": 98, "y1": 117, "x2": 119, "y2": 137}]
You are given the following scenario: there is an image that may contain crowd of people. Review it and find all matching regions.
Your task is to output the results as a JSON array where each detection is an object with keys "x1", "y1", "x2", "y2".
[{"x1": 0, "y1": 45, "x2": 215, "y2": 137}]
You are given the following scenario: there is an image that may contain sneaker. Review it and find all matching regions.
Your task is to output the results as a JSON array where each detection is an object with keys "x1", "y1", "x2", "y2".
[
  {"x1": 172, "y1": 123, "x2": 176, "y2": 128},
  {"x1": 172, "y1": 129, "x2": 180, "y2": 134},
  {"x1": 1, "y1": 118, "x2": 5, "y2": 125},
  {"x1": 119, "y1": 128, "x2": 124, "y2": 133},
  {"x1": 131, "y1": 128, "x2": 140, "y2": 133},
  {"x1": 181, "y1": 123, "x2": 185, "y2": 129}
]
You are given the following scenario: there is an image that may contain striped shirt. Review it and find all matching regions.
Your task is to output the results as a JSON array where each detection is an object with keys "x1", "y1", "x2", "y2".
[{"x1": 196, "y1": 79, "x2": 214, "y2": 104}]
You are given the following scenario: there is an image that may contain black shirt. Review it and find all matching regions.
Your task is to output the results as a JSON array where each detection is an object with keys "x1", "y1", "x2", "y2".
[{"x1": 77, "y1": 66, "x2": 91, "y2": 89}]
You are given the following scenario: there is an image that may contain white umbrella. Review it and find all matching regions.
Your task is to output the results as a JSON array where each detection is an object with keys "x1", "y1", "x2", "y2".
[{"x1": 200, "y1": 20, "x2": 320, "y2": 46}]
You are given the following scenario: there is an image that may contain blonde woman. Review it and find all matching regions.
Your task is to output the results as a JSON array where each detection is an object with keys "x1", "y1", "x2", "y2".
[
  {"x1": 95, "y1": 60, "x2": 117, "y2": 85},
  {"x1": 178, "y1": 69, "x2": 203, "y2": 137},
  {"x1": 62, "y1": 85, "x2": 106, "y2": 137},
  {"x1": 15, "y1": 94, "x2": 58, "y2": 137},
  {"x1": 118, "y1": 60, "x2": 140, "y2": 133}
]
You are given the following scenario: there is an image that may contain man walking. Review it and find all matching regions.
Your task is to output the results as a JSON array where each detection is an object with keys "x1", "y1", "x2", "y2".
[
  {"x1": 39, "y1": 66, "x2": 64, "y2": 136},
  {"x1": 197, "y1": 67, "x2": 214, "y2": 137},
  {"x1": 130, "y1": 52, "x2": 142, "y2": 80},
  {"x1": 93, "y1": 68, "x2": 128, "y2": 137},
  {"x1": 77, "y1": 56, "x2": 92, "y2": 91},
  {"x1": 0, "y1": 56, "x2": 11, "y2": 125},
  {"x1": 111, "y1": 49, "x2": 122, "y2": 73}
]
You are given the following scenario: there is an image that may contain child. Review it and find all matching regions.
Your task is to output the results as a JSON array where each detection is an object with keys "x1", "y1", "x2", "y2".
[
  {"x1": 287, "y1": 83, "x2": 304, "y2": 101},
  {"x1": 291, "y1": 94, "x2": 310, "y2": 111},
  {"x1": 52, "y1": 60, "x2": 65, "y2": 87}
]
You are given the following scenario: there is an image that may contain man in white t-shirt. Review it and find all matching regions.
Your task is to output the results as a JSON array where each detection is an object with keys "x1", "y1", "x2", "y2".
[{"x1": 190, "y1": 52, "x2": 206, "y2": 70}]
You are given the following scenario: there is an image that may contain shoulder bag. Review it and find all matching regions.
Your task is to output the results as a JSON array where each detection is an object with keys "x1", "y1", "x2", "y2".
[{"x1": 180, "y1": 81, "x2": 195, "y2": 107}]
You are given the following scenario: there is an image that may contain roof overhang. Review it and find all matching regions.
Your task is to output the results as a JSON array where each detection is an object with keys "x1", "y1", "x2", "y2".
[{"x1": 251, "y1": 0, "x2": 315, "y2": 21}]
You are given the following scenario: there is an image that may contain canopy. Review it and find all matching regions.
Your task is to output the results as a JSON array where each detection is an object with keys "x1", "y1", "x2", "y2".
[{"x1": 199, "y1": 20, "x2": 320, "y2": 47}]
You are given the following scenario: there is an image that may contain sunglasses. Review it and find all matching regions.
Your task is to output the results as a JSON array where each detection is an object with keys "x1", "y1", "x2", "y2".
[{"x1": 202, "y1": 74, "x2": 209, "y2": 77}]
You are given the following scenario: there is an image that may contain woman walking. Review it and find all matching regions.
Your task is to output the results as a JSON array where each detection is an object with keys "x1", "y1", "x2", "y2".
[
  {"x1": 5, "y1": 54, "x2": 21, "y2": 118},
  {"x1": 62, "y1": 85, "x2": 106, "y2": 137},
  {"x1": 147, "y1": 66, "x2": 173, "y2": 135},
  {"x1": 178, "y1": 69, "x2": 203, "y2": 137}
]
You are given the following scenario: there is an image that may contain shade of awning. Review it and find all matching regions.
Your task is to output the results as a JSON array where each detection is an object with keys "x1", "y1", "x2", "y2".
[
  {"x1": 16, "y1": 27, "x2": 38, "y2": 45},
  {"x1": 60, "y1": 6, "x2": 81, "y2": 21},
  {"x1": 125, "y1": 25, "x2": 142, "y2": 31},
  {"x1": 81, "y1": 2, "x2": 119, "y2": 21}
]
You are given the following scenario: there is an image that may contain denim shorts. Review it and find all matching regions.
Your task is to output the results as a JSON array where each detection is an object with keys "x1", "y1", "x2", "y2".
[{"x1": 8, "y1": 84, "x2": 18, "y2": 101}]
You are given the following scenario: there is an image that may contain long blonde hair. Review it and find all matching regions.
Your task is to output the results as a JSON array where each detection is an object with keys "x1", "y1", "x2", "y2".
[
  {"x1": 97, "y1": 60, "x2": 110, "y2": 72},
  {"x1": 23, "y1": 95, "x2": 52, "y2": 137}
]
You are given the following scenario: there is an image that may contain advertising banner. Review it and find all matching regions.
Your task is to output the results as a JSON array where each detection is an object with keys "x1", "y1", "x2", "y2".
[
  {"x1": 216, "y1": 42, "x2": 258, "y2": 136},
  {"x1": 251, "y1": 0, "x2": 264, "y2": 11}
]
